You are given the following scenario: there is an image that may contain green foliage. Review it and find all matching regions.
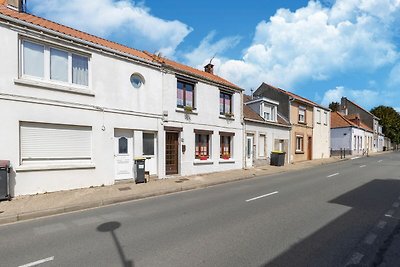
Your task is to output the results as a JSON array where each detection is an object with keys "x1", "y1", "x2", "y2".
[
  {"x1": 370, "y1": 106, "x2": 400, "y2": 144},
  {"x1": 329, "y1": 102, "x2": 340, "y2": 112}
]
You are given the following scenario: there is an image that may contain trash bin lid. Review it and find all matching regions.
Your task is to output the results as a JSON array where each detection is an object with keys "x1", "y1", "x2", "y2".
[
  {"x1": 0, "y1": 160, "x2": 10, "y2": 168},
  {"x1": 134, "y1": 157, "x2": 146, "y2": 161}
]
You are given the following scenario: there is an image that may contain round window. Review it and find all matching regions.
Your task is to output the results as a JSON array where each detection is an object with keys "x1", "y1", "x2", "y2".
[{"x1": 130, "y1": 73, "x2": 144, "y2": 88}]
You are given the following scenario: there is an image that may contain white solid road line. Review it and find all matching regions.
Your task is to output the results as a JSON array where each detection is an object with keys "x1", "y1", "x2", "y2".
[
  {"x1": 327, "y1": 173, "x2": 339, "y2": 178},
  {"x1": 351, "y1": 156, "x2": 361, "y2": 160},
  {"x1": 378, "y1": 160, "x2": 383, "y2": 163},
  {"x1": 246, "y1": 191, "x2": 279, "y2": 202},
  {"x1": 360, "y1": 165, "x2": 366, "y2": 168},
  {"x1": 18, "y1": 256, "x2": 54, "y2": 267}
]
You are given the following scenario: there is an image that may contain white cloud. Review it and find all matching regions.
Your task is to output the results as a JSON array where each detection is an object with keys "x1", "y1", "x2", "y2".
[
  {"x1": 388, "y1": 63, "x2": 400, "y2": 86},
  {"x1": 187, "y1": 0, "x2": 400, "y2": 92},
  {"x1": 321, "y1": 86, "x2": 380, "y2": 109},
  {"x1": 28, "y1": 0, "x2": 192, "y2": 57},
  {"x1": 182, "y1": 31, "x2": 241, "y2": 68}
]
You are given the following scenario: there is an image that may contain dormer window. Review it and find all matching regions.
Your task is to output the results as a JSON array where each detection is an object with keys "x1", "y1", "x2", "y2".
[{"x1": 263, "y1": 104, "x2": 276, "y2": 122}]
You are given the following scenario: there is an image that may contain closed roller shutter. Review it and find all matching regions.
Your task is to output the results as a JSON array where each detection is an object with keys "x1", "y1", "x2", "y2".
[{"x1": 20, "y1": 122, "x2": 92, "y2": 161}]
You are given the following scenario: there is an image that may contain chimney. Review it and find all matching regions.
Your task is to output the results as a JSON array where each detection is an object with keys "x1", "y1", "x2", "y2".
[
  {"x1": 4, "y1": 0, "x2": 25, "y2": 12},
  {"x1": 340, "y1": 97, "x2": 348, "y2": 115},
  {"x1": 204, "y1": 63, "x2": 214, "y2": 74}
]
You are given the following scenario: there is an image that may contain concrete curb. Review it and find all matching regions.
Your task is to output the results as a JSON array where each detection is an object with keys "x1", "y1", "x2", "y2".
[{"x1": 0, "y1": 154, "x2": 382, "y2": 226}]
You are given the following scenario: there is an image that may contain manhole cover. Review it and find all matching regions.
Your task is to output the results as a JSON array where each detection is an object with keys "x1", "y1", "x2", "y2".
[{"x1": 118, "y1": 187, "x2": 131, "y2": 191}]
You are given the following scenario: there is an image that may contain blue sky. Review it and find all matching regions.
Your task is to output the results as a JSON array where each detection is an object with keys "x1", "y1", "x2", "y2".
[{"x1": 27, "y1": 0, "x2": 400, "y2": 111}]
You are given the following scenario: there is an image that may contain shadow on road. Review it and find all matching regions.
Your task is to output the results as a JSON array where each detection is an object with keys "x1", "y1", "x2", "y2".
[
  {"x1": 97, "y1": 221, "x2": 134, "y2": 267},
  {"x1": 261, "y1": 178, "x2": 400, "y2": 267}
]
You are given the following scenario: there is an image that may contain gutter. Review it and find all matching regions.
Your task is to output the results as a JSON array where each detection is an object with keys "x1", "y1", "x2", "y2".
[{"x1": 0, "y1": 13, "x2": 161, "y2": 68}]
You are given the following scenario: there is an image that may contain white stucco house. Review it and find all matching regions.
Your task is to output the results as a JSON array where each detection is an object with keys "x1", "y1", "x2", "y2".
[
  {"x1": 243, "y1": 95, "x2": 291, "y2": 168},
  {"x1": 0, "y1": 1, "x2": 244, "y2": 196},
  {"x1": 330, "y1": 112, "x2": 373, "y2": 156},
  {"x1": 312, "y1": 106, "x2": 331, "y2": 159}
]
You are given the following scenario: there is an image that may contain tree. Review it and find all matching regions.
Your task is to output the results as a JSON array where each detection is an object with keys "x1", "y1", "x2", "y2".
[
  {"x1": 370, "y1": 106, "x2": 400, "y2": 144},
  {"x1": 329, "y1": 102, "x2": 340, "y2": 112}
]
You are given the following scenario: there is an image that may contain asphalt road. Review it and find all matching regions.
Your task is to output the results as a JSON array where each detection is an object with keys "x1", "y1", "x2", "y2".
[{"x1": 1, "y1": 152, "x2": 400, "y2": 267}]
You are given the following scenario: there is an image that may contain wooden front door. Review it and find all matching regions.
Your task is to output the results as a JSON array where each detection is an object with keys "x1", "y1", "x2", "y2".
[
  {"x1": 166, "y1": 132, "x2": 179, "y2": 175},
  {"x1": 308, "y1": 136, "x2": 312, "y2": 160}
]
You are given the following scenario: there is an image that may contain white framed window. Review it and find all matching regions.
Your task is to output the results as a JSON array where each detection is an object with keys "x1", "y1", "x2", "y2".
[
  {"x1": 324, "y1": 111, "x2": 328, "y2": 125},
  {"x1": 298, "y1": 107, "x2": 306, "y2": 123},
  {"x1": 195, "y1": 131, "x2": 212, "y2": 159},
  {"x1": 296, "y1": 135, "x2": 304, "y2": 152},
  {"x1": 21, "y1": 39, "x2": 90, "y2": 87},
  {"x1": 143, "y1": 133, "x2": 155, "y2": 156},
  {"x1": 20, "y1": 122, "x2": 92, "y2": 165},
  {"x1": 263, "y1": 104, "x2": 277, "y2": 122},
  {"x1": 220, "y1": 134, "x2": 233, "y2": 159},
  {"x1": 259, "y1": 134, "x2": 266, "y2": 157},
  {"x1": 316, "y1": 109, "x2": 321, "y2": 124}
]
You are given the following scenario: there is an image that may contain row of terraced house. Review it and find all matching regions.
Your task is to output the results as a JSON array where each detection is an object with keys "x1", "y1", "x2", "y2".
[{"x1": 0, "y1": 1, "x2": 389, "y2": 196}]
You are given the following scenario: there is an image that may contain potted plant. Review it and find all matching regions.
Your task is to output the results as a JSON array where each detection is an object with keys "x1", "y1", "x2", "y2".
[
  {"x1": 224, "y1": 112, "x2": 233, "y2": 118},
  {"x1": 222, "y1": 153, "x2": 230, "y2": 160},
  {"x1": 199, "y1": 155, "x2": 208, "y2": 160},
  {"x1": 184, "y1": 105, "x2": 193, "y2": 113}
]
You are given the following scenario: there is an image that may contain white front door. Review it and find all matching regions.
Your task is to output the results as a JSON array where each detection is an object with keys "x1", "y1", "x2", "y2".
[
  {"x1": 246, "y1": 135, "x2": 253, "y2": 168},
  {"x1": 114, "y1": 129, "x2": 134, "y2": 180}
]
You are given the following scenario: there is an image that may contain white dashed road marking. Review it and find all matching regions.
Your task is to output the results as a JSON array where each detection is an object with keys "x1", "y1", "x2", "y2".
[
  {"x1": 18, "y1": 256, "x2": 54, "y2": 267},
  {"x1": 246, "y1": 191, "x2": 279, "y2": 202},
  {"x1": 385, "y1": 210, "x2": 395, "y2": 217},
  {"x1": 327, "y1": 173, "x2": 339, "y2": 178},
  {"x1": 351, "y1": 156, "x2": 361, "y2": 160},
  {"x1": 377, "y1": 220, "x2": 387, "y2": 229},
  {"x1": 360, "y1": 165, "x2": 366, "y2": 168},
  {"x1": 345, "y1": 252, "x2": 364, "y2": 266},
  {"x1": 378, "y1": 160, "x2": 383, "y2": 163},
  {"x1": 364, "y1": 233, "x2": 377, "y2": 245}
]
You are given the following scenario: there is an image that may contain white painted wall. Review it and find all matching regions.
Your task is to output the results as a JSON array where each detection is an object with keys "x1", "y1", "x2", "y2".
[
  {"x1": 331, "y1": 127, "x2": 352, "y2": 151},
  {"x1": 245, "y1": 121, "x2": 290, "y2": 164},
  {"x1": 0, "y1": 22, "x2": 164, "y2": 196},
  {"x1": 161, "y1": 72, "x2": 244, "y2": 177},
  {"x1": 313, "y1": 107, "x2": 330, "y2": 159}
]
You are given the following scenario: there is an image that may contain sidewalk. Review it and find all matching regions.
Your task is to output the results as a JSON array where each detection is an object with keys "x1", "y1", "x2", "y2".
[{"x1": 0, "y1": 157, "x2": 345, "y2": 225}]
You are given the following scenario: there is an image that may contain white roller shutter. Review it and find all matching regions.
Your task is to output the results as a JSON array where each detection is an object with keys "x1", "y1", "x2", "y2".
[{"x1": 20, "y1": 122, "x2": 92, "y2": 161}]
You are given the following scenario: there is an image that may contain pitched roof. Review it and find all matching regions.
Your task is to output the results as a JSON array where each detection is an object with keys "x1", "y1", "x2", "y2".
[
  {"x1": 257, "y1": 83, "x2": 329, "y2": 110},
  {"x1": 0, "y1": 4, "x2": 242, "y2": 91},
  {"x1": 0, "y1": 4, "x2": 242, "y2": 90},
  {"x1": 243, "y1": 95, "x2": 290, "y2": 127},
  {"x1": 331, "y1": 112, "x2": 373, "y2": 132},
  {"x1": 0, "y1": 5, "x2": 154, "y2": 62},
  {"x1": 144, "y1": 52, "x2": 242, "y2": 91}
]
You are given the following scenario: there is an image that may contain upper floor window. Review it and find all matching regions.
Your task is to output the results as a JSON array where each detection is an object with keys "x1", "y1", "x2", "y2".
[
  {"x1": 324, "y1": 111, "x2": 328, "y2": 125},
  {"x1": 316, "y1": 109, "x2": 321, "y2": 124},
  {"x1": 298, "y1": 106, "x2": 306, "y2": 123},
  {"x1": 263, "y1": 104, "x2": 276, "y2": 122},
  {"x1": 220, "y1": 91, "x2": 232, "y2": 115},
  {"x1": 21, "y1": 40, "x2": 89, "y2": 86},
  {"x1": 177, "y1": 80, "x2": 194, "y2": 108}
]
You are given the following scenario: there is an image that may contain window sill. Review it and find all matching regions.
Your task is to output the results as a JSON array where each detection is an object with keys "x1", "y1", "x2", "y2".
[
  {"x1": 219, "y1": 159, "x2": 235, "y2": 163},
  {"x1": 219, "y1": 115, "x2": 235, "y2": 120},
  {"x1": 193, "y1": 159, "x2": 214, "y2": 165},
  {"x1": 15, "y1": 163, "x2": 96, "y2": 172},
  {"x1": 14, "y1": 78, "x2": 95, "y2": 97},
  {"x1": 295, "y1": 151, "x2": 304, "y2": 154},
  {"x1": 175, "y1": 107, "x2": 198, "y2": 115},
  {"x1": 298, "y1": 121, "x2": 307, "y2": 125}
]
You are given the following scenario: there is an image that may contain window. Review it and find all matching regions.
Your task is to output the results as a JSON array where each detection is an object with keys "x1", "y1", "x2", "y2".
[
  {"x1": 220, "y1": 135, "x2": 231, "y2": 158},
  {"x1": 21, "y1": 40, "x2": 89, "y2": 86},
  {"x1": 263, "y1": 104, "x2": 277, "y2": 122},
  {"x1": 143, "y1": 133, "x2": 155, "y2": 156},
  {"x1": 177, "y1": 80, "x2": 194, "y2": 108},
  {"x1": 118, "y1": 137, "x2": 128, "y2": 154},
  {"x1": 296, "y1": 135, "x2": 304, "y2": 152},
  {"x1": 298, "y1": 107, "x2": 306, "y2": 123},
  {"x1": 259, "y1": 135, "x2": 266, "y2": 157},
  {"x1": 324, "y1": 112, "x2": 328, "y2": 125},
  {"x1": 130, "y1": 73, "x2": 144, "y2": 88},
  {"x1": 195, "y1": 134, "x2": 210, "y2": 159},
  {"x1": 220, "y1": 91, "x2": 232, "y2": 115},
  {"x1": 316, "y1": 110, "x2": 321, "y2": 124},
  {"x1": 20, "y1": 122, "x2": 92, "y2": 164}
]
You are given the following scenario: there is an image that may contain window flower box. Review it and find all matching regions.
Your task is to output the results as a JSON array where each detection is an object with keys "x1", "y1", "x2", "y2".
[
  {"x1": 224, "y1": 112, "x2": 234, "y2": 118},
  {"x1": 184, "y1": 105, "x2": 193, "y2": 113},
  {"x1": 199, "y1": 155, "x2": 208, "y2": 160},
  {"x1": 222, "y1": 153, "x2": 230, "y2": 160}
]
